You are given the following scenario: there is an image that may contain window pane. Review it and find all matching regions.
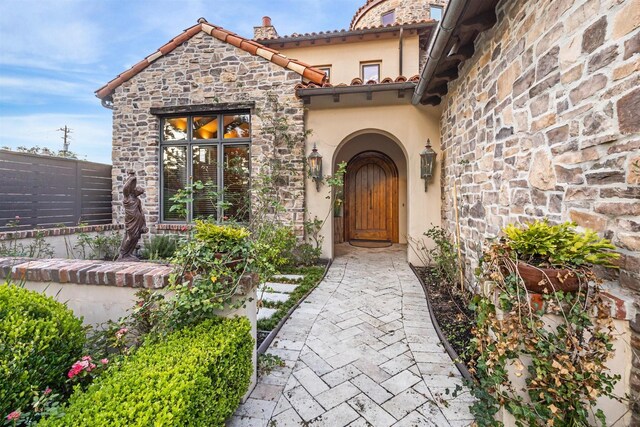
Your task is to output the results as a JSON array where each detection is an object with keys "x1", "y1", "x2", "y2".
[
  {"x1": 223, "y1": 114, "x2": 251, "y2": 139},
  {"x1": 163, "y1": 117, "x2": 188, "y2": 141},
  {"x1": 381, "y1": 11, "x2": 395, "y2": 25},
  {"x1": 362, "y1": 64, "x2": 380, "y2": 82},
  {"x1": 192, "y1": 145, "x2": 218, "y2": 220},
  {"x1": 430, "y1": 6, "x2": 442, "y2": 21},
  {"x1": 162, "y1": 146, "x2": 187, "y2": 221},
  {"x1": 223, "y1": 145, "x2": 250, "y2": 222},
  {"x1": 193, "y1": 116, "x2": 218, "y2": 140}
]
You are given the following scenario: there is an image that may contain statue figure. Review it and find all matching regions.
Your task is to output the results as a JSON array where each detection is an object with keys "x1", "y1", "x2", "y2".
[{"x1": 117, "y1": 171, "x2": 148, "y2": 261}]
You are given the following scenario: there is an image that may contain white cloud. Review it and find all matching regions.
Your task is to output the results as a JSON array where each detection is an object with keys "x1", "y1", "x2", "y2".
[
  {"x1": 0, "y1": 76, "x2": 97, "y2": 104},
  {"x1": 0, "y1": 113, "x2": 112, "y2": 164}
]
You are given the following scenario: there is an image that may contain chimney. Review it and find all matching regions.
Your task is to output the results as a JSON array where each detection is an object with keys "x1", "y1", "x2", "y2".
[{"x1": 254, "y1": 16, "x2": 279, "y2": 40}]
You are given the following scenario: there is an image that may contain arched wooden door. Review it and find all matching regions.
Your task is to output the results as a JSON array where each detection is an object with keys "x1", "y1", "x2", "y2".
[{"x1": 345, "y1": 151, "x2": 399, "y2": 243}]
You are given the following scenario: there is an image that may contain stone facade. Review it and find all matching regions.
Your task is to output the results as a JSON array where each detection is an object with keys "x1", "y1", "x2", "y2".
[
  {"x1": 110, "y1": 31, "x2": 307, "y2": 234},
  {"x1": 352, "y1": 0, "x2": 447, "y2": 29},
  {"x1": 440, "y1": 0, "x2": 639, "y2": 420}
]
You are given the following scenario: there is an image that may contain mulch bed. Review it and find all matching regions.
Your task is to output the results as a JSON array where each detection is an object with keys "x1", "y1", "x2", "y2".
[{"x1": 415, "y1": 267, "x2": 476, "y2": 366}]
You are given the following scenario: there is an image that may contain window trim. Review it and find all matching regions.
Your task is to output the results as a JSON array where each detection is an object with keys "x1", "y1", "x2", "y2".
[
  {"x1": 360, "y1": 61, "x2": 382, "y2": 83},
  {"x1": 158, "y1": 111, "x2": 252, "y2": 223},
  {"x1": 381, "y1": 9, "x2": 395, "y2": 26}
]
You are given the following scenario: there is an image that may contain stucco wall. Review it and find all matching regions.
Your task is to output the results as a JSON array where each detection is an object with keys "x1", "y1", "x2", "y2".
[
  {"x1": 280, "y1": 36, "x2": 421, "y2": 84},
  {"x1": 110, "y1": 31, "x2": 307, "y2": 234},
  {"x1": 305, "y1": 103, "x2": 441, "y2": 264},
  {"x1": 439, "y1": 0, "x2": 639, "y2": 422}
]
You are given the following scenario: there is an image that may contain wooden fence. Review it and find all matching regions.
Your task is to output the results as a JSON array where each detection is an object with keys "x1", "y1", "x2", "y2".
[{"x1": 0, "y1": 150, "x2": 112, "y2": 231}]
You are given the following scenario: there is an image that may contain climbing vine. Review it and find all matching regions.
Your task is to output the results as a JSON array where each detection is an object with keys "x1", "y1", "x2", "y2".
[{"x1": 469, "y1": 241, "x2": 623, "y2": 427}]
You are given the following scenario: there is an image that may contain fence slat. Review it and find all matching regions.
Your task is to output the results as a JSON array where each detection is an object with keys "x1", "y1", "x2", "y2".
[{"x1": 0, "y1": 150, "x2": 112, "y2": 231}]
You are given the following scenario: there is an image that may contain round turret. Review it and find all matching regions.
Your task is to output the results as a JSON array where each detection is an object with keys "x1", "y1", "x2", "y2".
[{"x1": 350, "y1": 0, "x2": 447, "y2": 30}]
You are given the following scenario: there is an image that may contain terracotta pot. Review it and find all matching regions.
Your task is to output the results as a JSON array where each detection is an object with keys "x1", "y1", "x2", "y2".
[{"x1": 516, "y1": 261, "x2": 581, "y2": 293}]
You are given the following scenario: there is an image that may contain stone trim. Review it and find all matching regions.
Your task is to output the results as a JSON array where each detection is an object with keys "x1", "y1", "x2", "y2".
[
  {"x1": 150, "y1": 102, "x2": 255, "y2": 115},
  {"x1": 154, "y1": 223, "x2": 192, "y2": 232},
  {"x1": 0, "y1": 224, "x2": 123, "y2": 241},
  {"x1": 0, "y1": 257, "x2": 172, "y2": 289}
]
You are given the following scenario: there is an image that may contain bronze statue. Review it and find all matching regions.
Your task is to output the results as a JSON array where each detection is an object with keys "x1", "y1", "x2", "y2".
[{"x1": 117, "y1": 171, "x2": 148, "y2": 261}]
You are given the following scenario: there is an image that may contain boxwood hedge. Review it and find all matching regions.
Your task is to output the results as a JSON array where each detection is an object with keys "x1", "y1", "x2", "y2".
[
  {"x1": 40, "y1": 317, "x2": 253, "y2": 426},
  {"x1": 0, "y1": 283, "x2": 85, "y2": 417}
]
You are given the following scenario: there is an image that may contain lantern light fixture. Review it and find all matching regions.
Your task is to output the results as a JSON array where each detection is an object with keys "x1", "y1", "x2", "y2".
[
  {"x1": 420, "y1": 139, "x2": 437, "y2": 192},
  {"x1": 308, "y1": 143, "x2": 323, "y2": 191}
]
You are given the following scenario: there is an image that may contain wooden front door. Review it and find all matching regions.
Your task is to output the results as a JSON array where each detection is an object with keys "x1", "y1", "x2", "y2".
[{"x1": 345, "y1": 151, "x2": 399, "y2": 243}]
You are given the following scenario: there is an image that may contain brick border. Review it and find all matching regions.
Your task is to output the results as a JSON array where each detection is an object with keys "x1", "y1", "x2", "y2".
[
  {"x1": 0, "y1": 224, "x2": 123, "y2": 241},
  {"x1": 0, "y1": 257, "x2": 172, "y2": 289}
]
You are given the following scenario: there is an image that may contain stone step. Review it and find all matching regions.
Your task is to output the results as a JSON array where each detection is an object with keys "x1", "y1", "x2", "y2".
[
  {"x1": 272, "y1": 274, "x2": 305, "y2": 281},
  {"x1": 257, "y1": 307, "x2": 278, "y2": 321},
  {"x1": 259, "y1": 292, "x2": 289, "y2": 303},
  {"x1": 260, "y1": 282, "x2": 300, "y2": 294}
]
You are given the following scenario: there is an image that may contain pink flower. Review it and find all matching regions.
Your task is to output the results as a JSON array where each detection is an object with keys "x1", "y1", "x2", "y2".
[
  {"x1": 14, "y1": 216, "x2": 20, "y2": 220},
  {"x1": 44, "y1": 387, "x2": 52, "y2": 396},
  {"x1": 100, "y1": 358, "x2": 109, "y2": 365},
  {"x1": 81, "y1": 356, "x2": 92, "y2": 362},
  {"x1": 7, "y1": 411, "x2": 21, "y2": 421},
  {"x1": 115, "y1": 328, "x2": 128, "y2": 340}
]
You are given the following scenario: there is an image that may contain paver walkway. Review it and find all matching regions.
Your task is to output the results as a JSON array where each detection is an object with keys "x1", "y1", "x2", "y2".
[{"x1": 231, "y1": 244, "x2": 474, "y2": 426}]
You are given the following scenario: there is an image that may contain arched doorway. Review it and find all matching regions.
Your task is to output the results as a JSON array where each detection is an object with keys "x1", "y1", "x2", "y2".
[{"x1": 345, "y1": 151, "x2": 399, "y2": 243}]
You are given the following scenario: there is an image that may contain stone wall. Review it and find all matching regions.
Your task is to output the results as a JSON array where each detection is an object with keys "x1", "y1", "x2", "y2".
[
  {"x1": 110, "y1": 31, "x2": 307, "y2": 234},
  {"x1": 440, "y1": 0, "x2": 639, "y2": 421},
  {"x1": 352, "y1": 0, "x2": 448, "y2": 29}
]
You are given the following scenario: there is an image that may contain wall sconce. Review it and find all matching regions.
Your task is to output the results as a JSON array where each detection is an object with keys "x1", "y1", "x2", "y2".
[
  {"x1": 420, "y1": 139, "x2": 437, "y2": 192},
  {"x1": 308, "y1": 143, "x2": 323, "y2": 191}
]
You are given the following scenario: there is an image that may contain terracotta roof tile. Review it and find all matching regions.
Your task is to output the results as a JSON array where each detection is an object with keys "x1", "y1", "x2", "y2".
[
  {"x1": 296, "y1": 74, "x2": 420, "y2": 91},
  {"x1": 96, "y1": 19, "x2": 327, "y2": 100},
  {"x1": 255, "y1": 19, "x2": 434, "y2": 42}
]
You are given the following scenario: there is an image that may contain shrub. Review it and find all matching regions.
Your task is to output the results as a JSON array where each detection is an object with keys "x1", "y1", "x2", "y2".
[
  {"x1": 40, "y1": 318, "x2": 253, "y2": 427},
  {"x1": 0, "y1": 283, "x2": 84, "y2": 417},
  {"x1": 252, "y1": 223, "x2": 297, "y2": 277},
  {"x1": 503, "y1": 220, "x2": 619, "y2": 268},
  {"x1": 140, "y1": 234, "x2": 178, "y2": 260}
]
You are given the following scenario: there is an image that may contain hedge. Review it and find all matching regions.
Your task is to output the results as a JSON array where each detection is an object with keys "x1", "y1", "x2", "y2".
[
  {"x1": 0, "y1": 283, "x2": 85, "y2": 417},
  {"x1": 40, "y1": 317, "x2": 253, "y2": 427}
]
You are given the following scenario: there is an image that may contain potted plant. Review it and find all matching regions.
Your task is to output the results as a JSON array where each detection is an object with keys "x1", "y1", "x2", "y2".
[{"x1": 502, "y1": 220, "x2": 619, "y2": 293}]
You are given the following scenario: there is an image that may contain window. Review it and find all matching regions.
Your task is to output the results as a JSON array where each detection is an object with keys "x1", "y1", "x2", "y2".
[
  {"x1": 160, "y1": 112, "x2": 251, "y2": 223},
  {"x1": 430, "y1": 5, "x2": 443, "y2": 21},
  {"x1": 361, "y1": 62, "x2": 381, "y2": 83},
  {"x1": 381, "y1": 10, "x2": 395, "y2": 26},
  {"x1": 317, "y1": 66, "x2": 331, "y2": 82}
]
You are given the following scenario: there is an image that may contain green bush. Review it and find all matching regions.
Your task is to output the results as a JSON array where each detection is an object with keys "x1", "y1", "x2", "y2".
[
  {"x1": 0, "y1": 283, "x2": 85, "y2": 417},
  {"x1": 503, "y1": 220, "x2": 619, "y2": 267},
  {"x1": 140, "y1": 234, "x2": 179, "y2": 260},
  {"x1": 40, "y1": 317, "x2": 253, "y2": 427},
  {"x1": 253, "y1": 223, "x2": 297, "y2": 277}
]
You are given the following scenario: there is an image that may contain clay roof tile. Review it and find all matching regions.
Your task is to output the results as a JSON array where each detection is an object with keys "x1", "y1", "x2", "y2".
[{"x1": 96, "y1": 20, "x2": 327, "y2": 100}]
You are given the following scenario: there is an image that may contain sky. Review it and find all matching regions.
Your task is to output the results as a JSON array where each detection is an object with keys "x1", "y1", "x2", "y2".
[{"x1": 0, "y1": 0, "x2": 363, "y2": 164}]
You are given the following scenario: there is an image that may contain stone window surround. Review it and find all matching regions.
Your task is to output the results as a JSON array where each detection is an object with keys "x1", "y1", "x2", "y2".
[
  {"x1": 381, "y1": 9, "x2": 395, "y2": 26},
  {"x1": 155, "y1": 102, "x2": 254, "y2": 224}
]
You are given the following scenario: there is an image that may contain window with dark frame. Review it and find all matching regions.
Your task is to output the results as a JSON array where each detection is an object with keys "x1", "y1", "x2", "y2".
[
  {"x1": 160, "y1": 112, "x2": 251, "y2": 223},
  {"x1": 361, "y1": 62, "x2": 381, "y2": 83},
  {"x1": 381, "y1": 10, "x2": 395, "y2": 26},
  {"x1": 430, "y1": 5, "x2": 443, "y2": 21}
]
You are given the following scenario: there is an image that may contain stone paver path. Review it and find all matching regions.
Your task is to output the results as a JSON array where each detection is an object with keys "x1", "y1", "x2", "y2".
[{"x1": 231, "y1": 245, "x2": 474, "y2": 426}]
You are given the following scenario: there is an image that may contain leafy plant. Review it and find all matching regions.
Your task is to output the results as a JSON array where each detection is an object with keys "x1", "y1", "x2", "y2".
[
  {"x1": 0, "y1": 218, "x2": 53, "y2": 259},
  {"x1": 258, "y1": 353, "x2": 285, "y2": 376},
  {"x1": 74, "y1": 231, "x2": 121, "y2": 260},
  {"x1": 0, "y1": 282, "x2": 85, "y2": 418},
  {"x1": 140, "y1": 234, "x2": 178, "y2": 260},
  {"x1": 39, "y1": 318, "x2": 253, "y2": 427},
  {"x1": 409, "y1": 226, "x2": 460, "y2": 287},
  {"x1": 468, "y1": 240, "x2": 622, "y2": 427},
  {"x1": 1, "y1": 387, "x2": 65, "y2": 427},
  {"x1": 503, "y1": 220, "x2": 619, "y2": 268}
]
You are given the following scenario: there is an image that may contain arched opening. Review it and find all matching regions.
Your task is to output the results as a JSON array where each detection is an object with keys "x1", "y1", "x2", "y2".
[{"x1": 333, "y1": 131, "x2": 408, "y2": 248}]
